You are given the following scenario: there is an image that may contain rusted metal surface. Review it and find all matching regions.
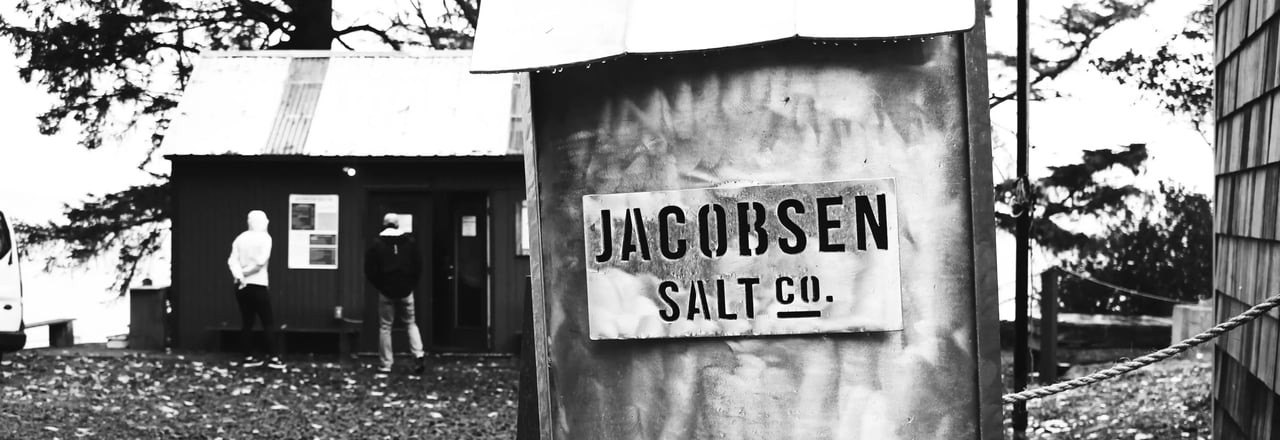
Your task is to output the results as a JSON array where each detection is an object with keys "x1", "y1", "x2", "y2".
[
  {"x1": 581, "y1": 179, "x2": 903, "y2": 339},
  {"x1": 470, "y1": 0, "x2": 976, "y2": 73},
  {"x1": 528, "y1": 38, "x2": 996, "y2": 439},
  {"x1": 960, "y1": 12, "x2": 1003, "y2": 438}
]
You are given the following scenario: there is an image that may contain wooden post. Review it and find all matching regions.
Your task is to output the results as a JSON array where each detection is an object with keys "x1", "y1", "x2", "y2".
[
  {"x1": 1012, "y1": 0, "x2": 1032, "y2": 436},
  {"x1": 1038, "y1": 269, "x2": 1059, "y2": 383},
  {"x1": 516, "y1": 276, "x2": 539, "y2": 439}
]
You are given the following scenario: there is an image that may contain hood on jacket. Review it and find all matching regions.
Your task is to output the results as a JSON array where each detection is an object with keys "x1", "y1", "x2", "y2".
[
  {"x1": 380, "y1": 213, "x2": 406, "y2": 237},
  {"x1": 246, "y1": 210, "x2": 269, "y2": 232}
]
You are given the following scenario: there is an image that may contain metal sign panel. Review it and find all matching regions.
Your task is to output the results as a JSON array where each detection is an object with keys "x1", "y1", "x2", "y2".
[
  {"x1": 523, "y1": 35, "x2": 1001, "y2": 440},
  {"x1": 470, "y1": 0, "x2": 977, "y2": 72},
  {"x1": 582, "y1": 179, "x2": 903, "y2": 340}
]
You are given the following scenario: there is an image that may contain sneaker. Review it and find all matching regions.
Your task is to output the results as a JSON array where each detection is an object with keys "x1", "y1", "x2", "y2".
[
  {"x1": 266, "y1": 357, "x2": 286, "y2": 370},
  {"x1": 412, "y1": 357, "x2": 426, "y2": 375},
  {"x1": 241, "y1": 357, "x2": 264, "y2": 368},
  {"x1": 375, "y1": 365, "x2": 392, "y2": 374}
]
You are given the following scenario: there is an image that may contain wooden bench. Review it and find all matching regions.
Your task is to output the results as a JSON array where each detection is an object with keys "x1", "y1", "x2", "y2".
[
  {"x1": 208, "y1": 319, "x2": 360, "y2": 361},
  {"x1": 25, "y1": 318, "x2": 76, "y2": 348}
]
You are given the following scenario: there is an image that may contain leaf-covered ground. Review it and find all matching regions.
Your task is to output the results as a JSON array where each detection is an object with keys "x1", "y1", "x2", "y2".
[
  {"x1": 1003, "y1": 352, "x2": 1212, "y2": 439},
  {"x1": 0, "y1": 349, "x2": 518, "y2": 439},
  {"x1": 1, "y1": 347, "x2": 1213, "y2": 439}
]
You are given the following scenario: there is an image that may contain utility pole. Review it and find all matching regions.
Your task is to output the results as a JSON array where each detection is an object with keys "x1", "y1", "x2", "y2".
[{"x1": 1013, "y1": 0, "x2": 1032, "y2": 438}]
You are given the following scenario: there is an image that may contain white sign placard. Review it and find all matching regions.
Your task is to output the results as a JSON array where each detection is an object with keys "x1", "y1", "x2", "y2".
[
  {"x1": 582, "y1": 178, "x2": 903, "y2": 340},
  {"x1": 288, "y1": 194, "x2": 339, "y2": 269},
  {"x1": 394, "y1": 213, "x2": 414, "y2": 234},
  {"x1": 461, "y1": 215, "x2": 478, "y2": 237}
]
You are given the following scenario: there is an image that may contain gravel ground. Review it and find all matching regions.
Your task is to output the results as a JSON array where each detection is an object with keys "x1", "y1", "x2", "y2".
[
  {"x1": 0, "y1": 349, "x2": 519, "y2": 439},
  {"x1": 1003, "y1": 353, "x2": 1212, "y2": 439}
]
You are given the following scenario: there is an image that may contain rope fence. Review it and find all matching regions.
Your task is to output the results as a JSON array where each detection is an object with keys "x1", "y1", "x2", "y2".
[{"x1": 1002, "y1": 293, "x2": 1280, "y2": 404}]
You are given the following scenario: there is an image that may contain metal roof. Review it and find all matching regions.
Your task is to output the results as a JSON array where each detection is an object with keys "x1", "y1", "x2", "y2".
[
  {"x1": 470, "y1": 0, "x2": 976, "y2": 72},
  {"x1": 163, "y1": 51, "x2": 527, "y2": 157}
]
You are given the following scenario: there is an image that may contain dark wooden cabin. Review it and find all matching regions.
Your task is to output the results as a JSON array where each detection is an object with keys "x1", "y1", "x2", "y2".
[
  {"x1": 1213, "y1": 0, "x2": 1280, "y2": 436},
  {"x1": 161, "y1": 51, "x2": 532, "y2": 354}
]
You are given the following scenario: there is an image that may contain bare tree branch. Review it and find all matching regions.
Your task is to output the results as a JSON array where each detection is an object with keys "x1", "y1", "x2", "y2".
[
  {"x1": 387, "y1": 0, "x2": 477, "y2": 49},
  {"x1": 334, "y1": 35, "x2": 356, "y2": 51},
  {"x1": 334, "y1": 24, "x2": 403, "y2": 50}
]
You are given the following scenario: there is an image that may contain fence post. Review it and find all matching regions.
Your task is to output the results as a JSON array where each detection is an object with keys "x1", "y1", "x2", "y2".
[
  {"x1": 516, "y1": 276, "x2": 539, "y2": 439},
  {"x1": 1038, "y1": 268, "x2": 1059, "y2": 383}
]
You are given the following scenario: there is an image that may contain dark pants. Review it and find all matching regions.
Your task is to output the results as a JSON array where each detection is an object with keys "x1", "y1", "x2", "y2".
[{"x1": 236, "y1": 284, "x2": 278, "y2": 357}]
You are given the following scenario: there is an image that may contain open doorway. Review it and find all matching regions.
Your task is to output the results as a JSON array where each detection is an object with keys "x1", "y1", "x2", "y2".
[{"x1": 365, "y1": 191, "x2": 492, "y2": 353}]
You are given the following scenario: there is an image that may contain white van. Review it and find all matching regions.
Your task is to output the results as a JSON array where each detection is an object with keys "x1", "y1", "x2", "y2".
[{"x1": 0, "y1": 208, "x2": 24, "y2": 355}]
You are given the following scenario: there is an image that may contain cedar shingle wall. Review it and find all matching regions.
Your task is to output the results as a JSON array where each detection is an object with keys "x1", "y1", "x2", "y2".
[{"x1": 1215, "y1": 0, "x2": 1280, "y2": 436}]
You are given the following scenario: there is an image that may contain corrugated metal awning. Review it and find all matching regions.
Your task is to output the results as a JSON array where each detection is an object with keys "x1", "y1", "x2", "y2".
[
  {"x1": 470, "y1": 0, "x2": 976, "y2": 73},
  {"x1": 163, "y1": 51, "x2": 527, "y2": 157}
]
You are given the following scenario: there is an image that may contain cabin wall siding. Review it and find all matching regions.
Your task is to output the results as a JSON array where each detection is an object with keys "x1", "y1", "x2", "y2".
[{"x1": 1216, "y1": 0, "x2": 1280, "y2": 436}]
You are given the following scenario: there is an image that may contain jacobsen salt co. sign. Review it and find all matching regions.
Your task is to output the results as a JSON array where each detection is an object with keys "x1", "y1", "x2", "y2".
[{"x1": 582, "y1": 178, "x2": 903, "y2": 340}]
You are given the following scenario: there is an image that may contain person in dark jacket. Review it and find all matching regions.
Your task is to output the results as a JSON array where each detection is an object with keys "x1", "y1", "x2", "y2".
[{"x1": 364, "y1": 213, "x2": 426, "y2": 374}]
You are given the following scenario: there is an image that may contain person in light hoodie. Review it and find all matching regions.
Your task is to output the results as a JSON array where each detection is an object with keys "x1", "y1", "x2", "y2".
[{"x1": 228, "y1": 210, "x2": 284, "y2": 370}]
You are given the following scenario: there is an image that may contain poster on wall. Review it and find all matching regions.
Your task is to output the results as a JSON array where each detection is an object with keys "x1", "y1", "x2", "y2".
[{"x1": 288, "y1": 194, "x2": 339, "y2": 269}]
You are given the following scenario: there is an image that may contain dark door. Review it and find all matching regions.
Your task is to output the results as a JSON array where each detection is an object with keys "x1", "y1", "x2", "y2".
[
  {"x1": 363, "y1": 192, "x2": 433, "y2": 353},
  {"x1": 432, "y1": 192, "x2": 491, "y2": 351}
]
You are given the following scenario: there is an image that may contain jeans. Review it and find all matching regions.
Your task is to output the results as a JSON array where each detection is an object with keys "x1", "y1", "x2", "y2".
[
  {"x1": 235, "y1": 284, "x2": 278, "y2": 357},
  {"x1": 379, "y1": 294, "x2": 425, "y2": 369}
]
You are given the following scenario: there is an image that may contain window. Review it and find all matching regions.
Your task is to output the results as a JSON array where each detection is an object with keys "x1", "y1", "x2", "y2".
[
  {"x1": 516, "y1": 200, "x2": 530, "y2": 255},
  {"x1": 0, "y1": 212, "x2": 10, "y2": 260}
]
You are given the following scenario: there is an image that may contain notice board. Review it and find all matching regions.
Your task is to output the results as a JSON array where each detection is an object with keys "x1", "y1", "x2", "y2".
[
  {"x1": 288, "y1": 194, "x2": 339, "y2": 269},
  {"x1": 522, "y1": 34, "x2": 999, "y2": 440}
]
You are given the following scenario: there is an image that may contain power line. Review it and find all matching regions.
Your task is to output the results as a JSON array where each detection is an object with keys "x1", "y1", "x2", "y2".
[{"x1": 1054, "y1": 267, "x2": 1198, "y2": 305}]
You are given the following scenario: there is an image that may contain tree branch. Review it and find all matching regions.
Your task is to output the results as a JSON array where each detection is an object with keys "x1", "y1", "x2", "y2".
[
  {"x1": 334, "y1": 24, "x2": 402, "y2": 50},
  {"x1": 988, "y1": 0, "x2": 1155, "y2": 109},
  {"x1": 236, "y1": 0, "x2": 288, "y2": 30},
  {"x1": 334, "y1": 35, "x2": 356, "y2": 51},
  {"x1": 454, "y1": 0, "x2": 480, "y2": 29}
]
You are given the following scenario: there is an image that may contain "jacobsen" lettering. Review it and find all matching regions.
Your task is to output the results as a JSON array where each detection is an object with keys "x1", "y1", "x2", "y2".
[{"x1": 592, "y1": 194, "x2": 889, "y2": 263}]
